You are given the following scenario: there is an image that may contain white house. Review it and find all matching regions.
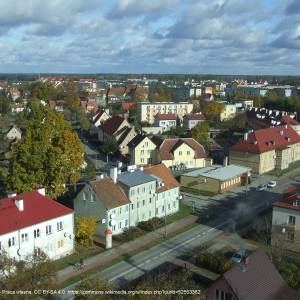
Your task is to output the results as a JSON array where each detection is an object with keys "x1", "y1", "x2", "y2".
[
  {"x1": 0, "y1": 189, "x2": 74, "y2": 261},
  {"x1": 5, "y1": 126, "x2": 22, "y2": 141},
  {"x1": 154, "y1": 114, "x2": 177, "y2": 132}
]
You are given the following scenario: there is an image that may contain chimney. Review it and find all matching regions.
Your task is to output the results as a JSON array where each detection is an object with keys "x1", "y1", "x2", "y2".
[
  {"x1": 15, "y1": 199, "x2": 24, "y2": 211},
  {"x1": 223, "y1": 156, "x2": 228, "y2": 167},
  {"x1": 244, "y1": 132, "x2": 248, "y2": 140},
  {"x1": 37, "y1": 188, "x2": 45, "y2": 196},
  {"x1": 110, "y1": 167, "x2": 118, "y2": 184}
]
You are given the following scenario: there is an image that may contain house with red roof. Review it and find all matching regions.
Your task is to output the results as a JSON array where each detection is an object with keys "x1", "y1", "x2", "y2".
[
  {"x1": 154, "y1": 114, "x2": 177, "y2": 132},
  {"x1": 98, "y1": 115, "x2": 136, "y2": 155},
  {"x1": 229, "y1": 125, "x2": 300, "y2": 174},
  {"x1": 0, "y1": 189, "x2": 74, "y2": 261},
  {"x1": 272, "y1": 192, "x2": 300, "y2": 254}
]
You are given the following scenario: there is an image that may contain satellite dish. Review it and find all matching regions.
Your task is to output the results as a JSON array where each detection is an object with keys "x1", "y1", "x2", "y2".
[
  {"x1": 110, "y1": 214, "x2": 116, "y2": 219},
  {"x1": 17, "y1": 248, "x2": 24, "y2": 256},
  {"x1": 110, "y1": 220, "x2": 117, "y2": 226},
  {"x1": 102, "y1": 219, "x2": 106, "y2": 224}
]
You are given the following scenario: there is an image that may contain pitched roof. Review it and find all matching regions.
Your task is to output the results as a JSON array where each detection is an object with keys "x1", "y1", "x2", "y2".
[
  {"x1": 221, "y1": 249, "x2": 296, "y2": 300},
  {"x1": 117, "y1": 126, "x2": 133, "y2": 145},
  {"x1": 128, "y1": 134, "x2": 147, "y2": 148},
  {"x1": 273, "y1": 192, "x2": 300, "y2": 212},
  {"x1": 230, "y1": 125, "x2": 300, "y2": 154},
  {"x1": 184, "y1": 113, "x2": 206, "y2": 121},
  {"x1": 282, "y1": 115, "x2": 300, "y2": 126},
  {"x1": 159, "y1": 138, "x2": 206, "y2": 160},
  {"x1": 0, "y1": 191, "x2": 73, "y2": 235},
  {"x1": 122, "y1": 102, "x2": 136, "y2": 111},
  {"x1": 144, "y1": 164, "x2": 180, "y2": 192},
  {"x1": 89, "y1": 178, "x2": 129, "y2": 209},
  {"x1": 155, "y1": 114, "x2": 177, "y2": 120},
  {"x1": 100, "y1": 115, "x2": 126, "y2": 135}
]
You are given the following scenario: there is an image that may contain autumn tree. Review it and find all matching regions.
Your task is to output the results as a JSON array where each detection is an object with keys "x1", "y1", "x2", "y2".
[
  {"x1": 203, "y1": 101, "x2": 224, "y2": 120},
  {"x1": 0, "y1": 250, "x2": 56, "y2": 297},
  {"x1": 30, "y1": 81, "x2": 56, "y2": 101},
  {"x1": 191, "y1": 122, "x2": 210, "y2": 148},
  {"x1": 6, "y1": 105, "x2": 84, "y2": 198},
  {"x1": 76, "y1": 217, "x2": 97, "y2": 246},
  {"x1": 65, "y1": 79, "x2": 81, "y2": 110}
]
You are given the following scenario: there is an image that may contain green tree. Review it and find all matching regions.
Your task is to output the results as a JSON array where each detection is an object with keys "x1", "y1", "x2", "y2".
[
  {"x1": 75, "y1": 217, "x2": 97, "y2": 246},
  {"x1": 6, "y1": 105, "x2": 84, "y2": 198},
  {"x1": 191, "y1": 122, "x2": 210, "y2": 148},
  {"x1": 65, "y1": 80, "x2": 80, "y2": 110},
  {"x1": 102, "y1": 138, "x2": 120, "y2": 157},
  {"x1": 30, "y1": 81, "x2": 56, "y2": 101},
  {"x1": 203, "y1": 101, "x2": 224, "y2": 119},
  {"x1": 0, "y1": 95, "x2": 11, "y2": 114}
]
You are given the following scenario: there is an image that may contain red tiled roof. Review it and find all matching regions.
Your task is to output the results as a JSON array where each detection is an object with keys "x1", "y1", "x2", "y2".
[
  {"x1": 184, "y1": 113, "x2": 206, "y2": 121},
  {"x1": 273, "y1": 192, "x2": 300, "y2": 212},
  {"x1": 282, "y1": 115, "x2": 300, "y2": 126},
  {"x1": 230, "y1": 125, "x2": 300, "y2": 154},
  {"x1": 144, "y1": 164, "x2": 180, "y2": 193},
  {"x1": 122, "y1": 102, "x2": 136, "y2": 111},
  {"x1": 107, "y1": 87, "x2": 126, "y2": 97},
  {"x1": 100, "y1": 115, "x2": 126, "y2": 135},
  {"x1": 0, "y1": 191, "x2": 73, "y2": 235},
  {"x1": 159, "y1": 138, "x2": 206, "y2": 160},
  {"x1": 155, "y1": 114, "x2": 177, "y2": 121}
]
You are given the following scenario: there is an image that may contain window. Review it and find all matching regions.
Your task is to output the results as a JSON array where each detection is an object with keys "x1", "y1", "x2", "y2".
[
  {"x1": 141, "y1": 158, "x2": 144, "y2": 163},
  {"x1": 57, "y1": 221, "x2": 63, "y2": 231},
  {"x1": 21, "y1": 233, "x2": 28, "y2": 242},
  {"x1": 187, "y1": 151, "x2": 190, "y2": 155},
  {"x1": 131, "y1": 204, "x2": 134, "y2": 210},
  {"x1": 90, "y1": 194, "x2": 95, "y2": 202},
  {"x1": 214, "y1": 289, "x2": 233, "y2": 300},
  {"x1": 8, "y1": 237, "x2": 15, "y2": 247},
  {"x1": 131, "y1": 189, "x2": 135, "y2": 196},
  {"x1": 143, "y1": 200, "x2": 145, "y2": 206},
  {"x1": 137, "y1": 188, "x2": 140, "y2": 194},
  {"x1": 46, "y1": 225, "x2": 52, "y2": 235},
  {"x1": 162, "y1": 206, "x2": 165, "y2": 212},
  {"x1": 137, "y1": 202, "x2": 140, "y2": 208},
  {"x1": 288, "y1": 215, "x2": 296, "y2": 225},
  {"x1": 83, "y1": 192, "x2": 86, "y2": 201},
  {"x1": 173, "y1": 201, "x2": 176, "y2": 208},
  {"x1": 125, "y1": 219, "x2": 129, "y2": 227},
  {"x1": 156, "y1": 208, "x2": 158, "y2": 215},
  {"x1": 57, "y1": 240, "x2": 64, "y2": 249},
  {"x1": 141, "y1": 150, "x2": 144, "y2": 155},
  {"x1": 168, "y1": 204, "x2": 171, "y2": 210},
  {"x1": 179, "y1": 151, "x2": 182, "y2": 156},
  {"x1": 143, "y1": 187, "x2": 146, "y2": 193},
  {"x1": 119, "y1": 207, "x2": 122, "y2": 214},
  {"x1": 34, "y1": 229, "x2": 40, "y2": 238},
  {"x1": 286, "y1": 232, "x2": 295, "y2": 241},
  {"x1": 119, "y1": 222, "x2": 122, "y2": 229},
  {"x1": 112, "y1": 225, "x2": 116, "y2": 231},
  {"x1": 149, "y1": 198, "x2": 152, "y2": 204}
]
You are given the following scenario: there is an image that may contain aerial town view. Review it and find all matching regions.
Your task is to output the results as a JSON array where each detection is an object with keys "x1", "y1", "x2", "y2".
[{"x1": 1, "y1": 1, "x2": 300, "y2": 299}]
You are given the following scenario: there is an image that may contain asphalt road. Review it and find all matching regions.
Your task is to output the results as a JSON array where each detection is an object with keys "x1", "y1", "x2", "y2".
[{"x1": 59, "y1": 170, "x2": 300, "y2": 298}]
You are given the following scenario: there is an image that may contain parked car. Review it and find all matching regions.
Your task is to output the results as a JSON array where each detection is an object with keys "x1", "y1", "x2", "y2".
[
  {"x1": 230, "y1": 249, "x2": 246, "y2": 263},
  {"x1": 267, "y1": 181, "x2": 277, "y2": 188},
  {"x1": 256, "y1": 184, "x2": 267, "y2": 191}
]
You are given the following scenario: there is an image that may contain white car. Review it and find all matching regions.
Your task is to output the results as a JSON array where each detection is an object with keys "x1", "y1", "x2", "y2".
[
  {"x1": 256, "y1": 184, "x2": 267, "y2": 191},
  {"x1": 267, "y1": 181, "x2": 277, "y2": 188}
]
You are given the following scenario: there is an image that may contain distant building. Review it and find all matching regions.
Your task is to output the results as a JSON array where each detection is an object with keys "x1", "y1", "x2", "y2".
[
  {"x1": 154, "y1": 114, "x2": 177, "y2": 132},
  {"x1": 137, "y1": 102, "x2": 193, "y2": 124},
  {"x1": 183, "y1": 113, "x2": 206, "y2": 130},
  {"x1": 206, "y1": 249, "x2": 297, "y2": 300},
  {"x1": 229, "y1": 126, "x2": 300, "y2": 174},
  {"x1": 89, "y1": 109, "x2": 111, "y2": 135},
  {"x1": 271, "y1": 192, "x2": 300, "y2": 254},
  {"x1": 73, "y1": 164, "x2": 180, "y2": 236},
  {"x1": 0, "y1": 189, "x2": 74, "y2": 261},
  {"x1": 219, "y1": 103, "x2": 237, "y2": 121},
  {"x1": 5, "y1": 125, "x2": 22, "y2": 141},
  {"x1": 181, "y1": 164, "x2": 251, "y2": 194}
]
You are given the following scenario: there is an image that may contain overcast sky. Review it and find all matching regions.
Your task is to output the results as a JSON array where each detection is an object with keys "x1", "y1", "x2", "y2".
[{"x1": 0, "y1": 0, "x2": 300, "y2": 75}]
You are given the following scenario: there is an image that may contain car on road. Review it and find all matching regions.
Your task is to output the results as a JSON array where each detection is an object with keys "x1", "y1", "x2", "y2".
[
  {"x1": 256, "y1": 184, "x2": 267, "y2": 191},
  {"x1": 267, "y1": 181, "x2": 277, "y2": 188},
  {"x1": 230, "y1": 250, "x2": 246, "y2": 263}
]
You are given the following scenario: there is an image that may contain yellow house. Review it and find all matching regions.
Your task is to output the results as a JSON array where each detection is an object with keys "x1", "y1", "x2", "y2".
[
  {"x1": 229, "y1": 126, "x2": 300, "y2": 174},
  {"x1": 219, "y1": 103, "x2": 237, "y2": 121},
  {"x1": 157, "y1": 138, "x2": 212, "y2": 170},
  {"x1": 128, "y1": 135, "x2": 157, "y2": 165}
]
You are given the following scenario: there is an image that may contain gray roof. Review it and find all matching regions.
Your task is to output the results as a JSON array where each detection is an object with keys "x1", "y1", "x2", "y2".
[
  {"x1": 117, "y1": 170, "x2": 156, "y2": 187},
  {"x1": 183, "y1": 164, "x2": 250, "y2": 181}
]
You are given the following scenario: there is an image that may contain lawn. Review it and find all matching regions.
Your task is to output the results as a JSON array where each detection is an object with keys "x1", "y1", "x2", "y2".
[
  {"x1": 267, "y1": 160, "x2": 300, "y2": 177},
  {"x1": 166, "y1": 202, "x2": 194, "y2": 224},
  {"x1": 180, "y1": 186, "x2": 217, "y2": 197},
  {"x1": 54, "y1": 244, "x2": 104, "y2": 271}
]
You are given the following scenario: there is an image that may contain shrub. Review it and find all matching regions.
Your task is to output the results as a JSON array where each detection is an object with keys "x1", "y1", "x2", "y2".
[
  {"x1": 196, "y1": 252, "x2": 233, "y2": 274},
  {"x1": 138, "y1": 217, "x2": 164, "y2": 232},
  {"x1": 114, "y1": 227, "x2": 144, "y2": 243}
]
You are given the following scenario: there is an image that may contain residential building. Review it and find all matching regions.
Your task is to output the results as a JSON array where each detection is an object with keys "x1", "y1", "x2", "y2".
[
  {"x1": 229, "y1": 126, "x2": 300, "y2": 174},
  {"x1": 128, "y1": 134, "x2": 157, "y2": 165},
  {"x1": 142, "y1": 127, "x2": 163, "y2": 135},
  {"x1": 0, "y1": 189, "x2": 74, "y2": 261},
  {"x1": 271, "y1": 192, "x2": 300, "y2": 254},
  {"x1": 181, "y1": 164, "x2": 251, "y2": 194},
  {"x1": 11, "y1": 103, "x2": 25, "y2": 114},
  {"x1": 183, "y1": 113, "x2": 206, "y2": 130},
  {"x1": 219, "y1": 103, "x2": 237, "y2": 121},
  {"x1": 154, "y1": 114, "x2": 177, "y2": 132},
  {"x1": 246, "y1": 107, "x2": 300, "y2": 134},
  {"x1": 206, "y1": 249, "x2": 297, "y2": 300},
  {"x1": 230, "y1": 98, "x2": 253, "y2": 111},
  {"x1": 73, "y1": 164, "x2": 180, "y2": 236},
  {"x1": 155, "y1": 138, "x2": 212, "y2": 170},
  {"x1": 98, "y1": 115, "x2": 136, "y2": 155},
  {"x1": 49, "y1": 100, "x2": 65, "y2": 112},
  {"x1": 5, "y1": 125, "x2": 22, "y2": 141},
  {"x1": 80, "y1": 99, "x2": 97, "y2": 113},
  {"x1": 137, "y1": 102, "x2": 193, "y2": 124},
  {"x1": 89, "y1": 108, "x2": 111, "y2": 135}
]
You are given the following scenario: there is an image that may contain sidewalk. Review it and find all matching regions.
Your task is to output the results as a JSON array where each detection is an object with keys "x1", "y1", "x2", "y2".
[{"x1": 56, "y1": 214, "x2": 198, "y2": 284}]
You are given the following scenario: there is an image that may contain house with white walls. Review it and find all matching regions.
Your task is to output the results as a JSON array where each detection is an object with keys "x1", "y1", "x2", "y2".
[{"x1": 0, "y1": 189, "x2": 74, "y2": 261}]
